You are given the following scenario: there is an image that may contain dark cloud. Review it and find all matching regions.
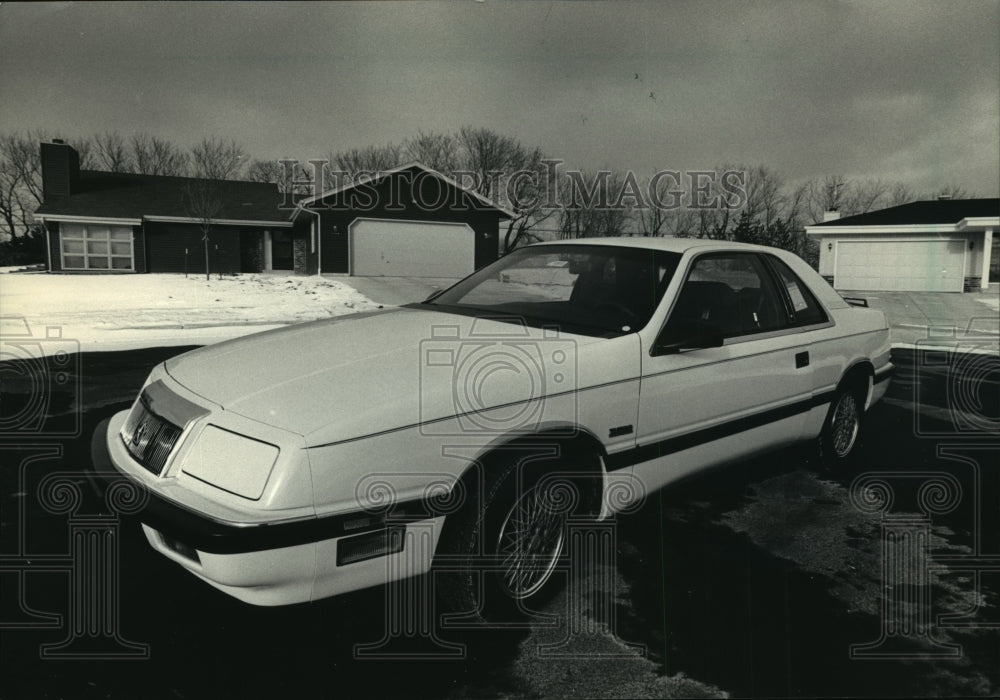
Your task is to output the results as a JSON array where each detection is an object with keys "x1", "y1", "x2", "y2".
[{"x1": 1, "y1": 1, "x2": 996, "y2": 194}]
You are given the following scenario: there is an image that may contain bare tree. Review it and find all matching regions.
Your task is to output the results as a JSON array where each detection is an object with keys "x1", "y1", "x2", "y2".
[
  {"x1": 191, "y1": 137, "x2": 245, "y2": 180},
  {"x1": 930, "y1": 183, "x2": 976, "y2": 200},
  {"x1": 457, "y1": 126, "x2": 532, "y2": 199},
  {"x1": 244, "y1": 158, "x2": 317, "y2": 198},
  {"x1": 499, "y1": 157, "x2": 559, "y2": 252},
  {"x1": 73, "y1": 136, "x2": 95, "y2": 170},
  {"x1": 676, "y1": 163, "x2": 747, "y2": 239},
  {"x1": 783, "y1": 181, "x2": 811, "y2": 231},
  {"x1": 741, "y1": 165, "x2": 785, "y2": 228},
  {"x1": 558, "y1": 170, "x2": 631, "y2": 239},
  {"x1": 1, "y1": 131, "x2": 45, "y2": 210},
  {"x1": 846, "y1": 177, "x2": 890, "y2": 214},
  {"x1": 403, "y1": 131, "x2": 459, "y2": 173},
  {"x1": 816, "y1": 174, "x2": 848, "y2": 214},
  {"x1": 327, "y1": 144, "x2": 402, "y2": 181},
  {"x1": 453, "y1": 127, "x2": 559, "y2": 250},
  {"x1": 799, "y1": 175, "x2": 929, "y2": 223},
  {"x1": 635, "y1": 174, "x2": 675, "y2": 237},
  {"x1": 887, "y1": 181, "x2": 916, "y2": 207},
  {"x1": 667, "y1": 208, "x2": 699, "y2": 237},
  {"x1": 244, "y1": 158, "x2": 284, "y2": 184},
  {"x1": 131, "y1": 133, "x2": 188, "y2": 175},
  {"x1": 182, "y1": 178, "x2": 224, "y2": 281},
  {"x1": 0, "y1": 137, "x2": 23, "y2": 240},
  {"x1": 94, "y1": 132, "x2": 133, "y2": 173},
  {"x1": 800, "y1": 175, "x2": 847, "y2": 223}
]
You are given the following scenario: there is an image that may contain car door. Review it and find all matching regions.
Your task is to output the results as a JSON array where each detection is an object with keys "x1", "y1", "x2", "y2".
[{"x1": 631, "y1": 251, "x2": 817, "y2": 492}]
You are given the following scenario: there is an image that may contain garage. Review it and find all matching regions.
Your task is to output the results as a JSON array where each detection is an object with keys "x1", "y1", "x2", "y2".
[
  {"x1": 350, "y1": 219, "x2": 475, "y2": 277},
  {"x1": 806, "y1": 199, "x2": 998, "y2": 293},
  {"x1": 834, "y1": 240, "x2": 966, "y2": 292}
]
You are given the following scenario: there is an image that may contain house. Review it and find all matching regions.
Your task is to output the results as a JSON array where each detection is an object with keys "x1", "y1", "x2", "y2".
[
  {"x1": 805, "y1": 198, "x2": 999, "y2": 292},
  {"x1": 34, "y1": 140, "x2": 509, "y2": 277},
  {"x1": 291, "y1": 162, "x2": 511, "y2": 277}
]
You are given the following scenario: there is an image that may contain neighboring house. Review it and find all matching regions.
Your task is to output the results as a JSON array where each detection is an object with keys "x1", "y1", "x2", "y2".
[
  {"x1": 292, "y1": 162, "x2": 511, "y2": 277},
  {"x1": 34, "y1": 140, "x2": 509, "y2": 277},
  {"x1": 806, "y1": 198, "x2": 999, "y2": 292}
]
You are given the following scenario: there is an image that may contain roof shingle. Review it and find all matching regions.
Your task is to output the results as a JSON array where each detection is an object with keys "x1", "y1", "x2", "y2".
[
  {"x1": 35, "y1": 171, "x2": 292, "y2": 223},
  {"x1": 812, "y1": 198, "x2": 999, "y2": 227}
]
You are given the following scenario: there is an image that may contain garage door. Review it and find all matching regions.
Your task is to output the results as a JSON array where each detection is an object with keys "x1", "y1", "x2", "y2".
[
  {"x1": 351, "y1": 219, "x2": 474, "y2": 277},
  {"x1": 835, "y1": 240, "x2": 966, "y2": 292}
]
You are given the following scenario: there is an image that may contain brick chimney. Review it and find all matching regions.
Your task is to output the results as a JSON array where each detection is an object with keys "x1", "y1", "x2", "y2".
[
  {"x1": 822, "y1": 209, "x2": 841, "y2": 222},
  {"x1": 40, "y1": 139, "x2": 80, "y2": 199}
]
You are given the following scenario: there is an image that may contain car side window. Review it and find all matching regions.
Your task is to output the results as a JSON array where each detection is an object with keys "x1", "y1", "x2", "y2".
[
  {"x1": 765, "y1": 256, "x2": 828, "y2": 326},
  {"x1": 662, "y1": 253, "x2": 786, "y2": 340}
]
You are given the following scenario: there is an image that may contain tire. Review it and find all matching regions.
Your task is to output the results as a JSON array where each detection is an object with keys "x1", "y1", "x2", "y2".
[
  {"x1": 819, "y1": 383, "x2": 865, "y2": 468},
  {"x1": 434, "y1": 449, "x2": 598, "y2": 623}
]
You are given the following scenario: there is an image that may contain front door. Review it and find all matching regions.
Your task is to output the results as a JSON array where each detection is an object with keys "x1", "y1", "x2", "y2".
[
  {"x1": 271, "y1": 231, "x2": 294, "y2": 271},
  {"x1": 633, "y1": 252, "x2": 816, "y2": 492}
]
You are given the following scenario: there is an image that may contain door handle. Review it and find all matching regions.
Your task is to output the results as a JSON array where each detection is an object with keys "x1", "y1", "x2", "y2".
[{"x1": 795, "y1": 351, "x2": 810, "y2": 369}]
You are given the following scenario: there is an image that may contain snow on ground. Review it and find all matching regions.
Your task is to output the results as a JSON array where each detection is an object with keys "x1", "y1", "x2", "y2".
[
  {"x1": 0, "y1": 272, "x2": 380, "y2": 356},
  {"x1": 977, "y1": 294, "x2": 999, "y2": 313}
]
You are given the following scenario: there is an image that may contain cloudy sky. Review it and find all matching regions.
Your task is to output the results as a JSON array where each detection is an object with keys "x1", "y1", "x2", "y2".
[{"x1": 2, "y1": 1, "x2": 997, "y2": 195}]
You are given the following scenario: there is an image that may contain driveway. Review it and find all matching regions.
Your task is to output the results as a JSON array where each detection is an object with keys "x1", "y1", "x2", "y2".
[
  {"x1": 838, "y1": 288, "x2": 999, "y2": 349},
  {"x1": 333, "y1": 275, "x2": 462, "y2": 307}
]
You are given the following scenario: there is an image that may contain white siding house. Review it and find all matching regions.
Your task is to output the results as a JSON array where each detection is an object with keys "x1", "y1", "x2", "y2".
[{"x1": 806, "y1": 198, "x2": 999, "y2": 292}]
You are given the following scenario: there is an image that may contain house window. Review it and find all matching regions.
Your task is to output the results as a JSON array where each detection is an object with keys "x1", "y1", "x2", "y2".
[{"x1": 61, "y1": 224, "x2": 134, "y2": 271}]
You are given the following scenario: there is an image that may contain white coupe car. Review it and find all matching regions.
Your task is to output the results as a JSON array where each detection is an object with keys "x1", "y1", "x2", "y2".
[{"x1": 92, "y1": 238, "x2": 892, "y2": 615}]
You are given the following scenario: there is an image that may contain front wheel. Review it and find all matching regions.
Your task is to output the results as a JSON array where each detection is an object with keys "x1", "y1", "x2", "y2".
[
  {"x1": 434, "y1": 450, "x2": 597, "y2": 622},
  {"x1": 495, "y1": 477, "x2": 566, "y2": 601}
]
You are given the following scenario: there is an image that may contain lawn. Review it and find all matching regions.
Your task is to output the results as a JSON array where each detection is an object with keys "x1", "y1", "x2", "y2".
[{"x1": 0, "y1": 272, "x2": 379, "y2": 356}]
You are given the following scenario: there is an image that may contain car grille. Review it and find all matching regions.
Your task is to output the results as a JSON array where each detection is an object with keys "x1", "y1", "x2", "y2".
[{"x1": 120, "y1": 397, "x2": 183, "y2": 476}]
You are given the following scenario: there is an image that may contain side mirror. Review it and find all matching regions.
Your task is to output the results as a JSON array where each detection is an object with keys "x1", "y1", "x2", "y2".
[{"x1": 651, "y1": 320, "x2": 725, "y2": 356}]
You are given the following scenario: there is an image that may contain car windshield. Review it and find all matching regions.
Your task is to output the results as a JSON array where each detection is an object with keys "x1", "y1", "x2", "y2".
[{"x1": 422, "y1": 244, "x2": 682, "y2": 336}]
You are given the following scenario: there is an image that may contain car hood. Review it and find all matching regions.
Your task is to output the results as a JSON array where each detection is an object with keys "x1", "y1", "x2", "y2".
[{"x1": 164, "y1": 306, "x2": 606, "y2": 445}]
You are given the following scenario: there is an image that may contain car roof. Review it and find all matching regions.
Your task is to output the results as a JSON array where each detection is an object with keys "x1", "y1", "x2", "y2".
[{"x1": 527, "y1": 237, "x2": 775, "y2": 254}]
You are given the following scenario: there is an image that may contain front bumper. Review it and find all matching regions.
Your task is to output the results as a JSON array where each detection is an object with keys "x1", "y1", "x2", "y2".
[{"x1": 91, "y1": 414, "x2": 443, "y2": 605}]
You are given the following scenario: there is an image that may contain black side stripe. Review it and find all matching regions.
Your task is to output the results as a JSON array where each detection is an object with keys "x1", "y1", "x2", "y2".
[{"x1": 605, "y1": 390, "x2": 836, "y2": 471}]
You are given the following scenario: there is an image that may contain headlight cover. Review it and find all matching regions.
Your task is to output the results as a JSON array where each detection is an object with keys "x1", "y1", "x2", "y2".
[
  {"x1": 180, "y1": 426, "x2": 279, "y2": 500},
  {"x1": 139, "y1": 362, "x2": 168, "y2": 394}
]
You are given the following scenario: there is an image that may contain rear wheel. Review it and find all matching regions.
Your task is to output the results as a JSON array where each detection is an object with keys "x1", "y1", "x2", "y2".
[{"x1": 820, "y1": 383, "x2": 865, "y2": 467}]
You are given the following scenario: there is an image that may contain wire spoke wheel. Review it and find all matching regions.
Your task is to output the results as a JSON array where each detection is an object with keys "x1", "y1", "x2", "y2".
[
  {"x1": 830, "y1": 391, "x2": 860, "y2": 457},
  {"x1": 496, "y1": 483, "x2": 566, "y2": 600}
]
